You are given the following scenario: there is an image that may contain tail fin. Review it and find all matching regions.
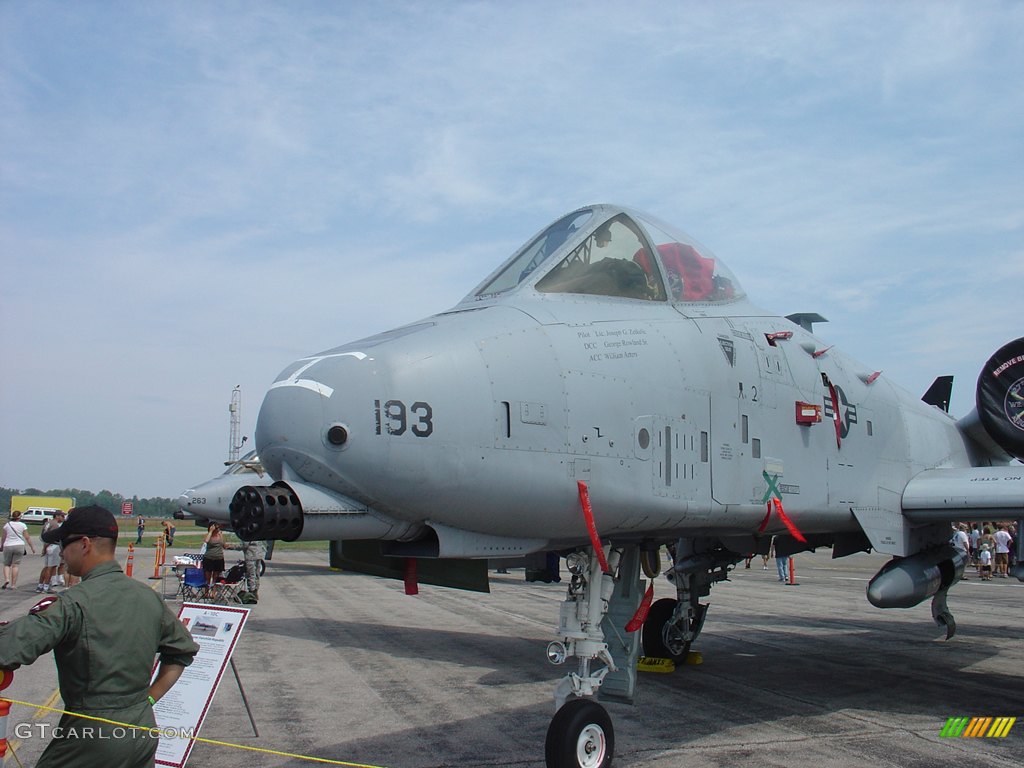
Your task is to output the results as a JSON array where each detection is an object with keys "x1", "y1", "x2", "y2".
[{"x1": 922, "y1": 376, "x2": 954, "y2": 412}]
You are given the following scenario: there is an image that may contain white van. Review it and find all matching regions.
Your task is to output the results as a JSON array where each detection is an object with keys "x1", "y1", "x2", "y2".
[{"x1": 20, "y1": 507, "x2": 60, "y2": 525}]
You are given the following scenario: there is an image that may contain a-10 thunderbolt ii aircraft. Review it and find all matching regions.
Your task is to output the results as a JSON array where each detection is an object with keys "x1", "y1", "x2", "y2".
[
  {"x1": 178, "y1": 450, "x2": 265, "y2": 522},
  {"x1": 210, "y1": 204, "x2": 1024, "y2": 768}
]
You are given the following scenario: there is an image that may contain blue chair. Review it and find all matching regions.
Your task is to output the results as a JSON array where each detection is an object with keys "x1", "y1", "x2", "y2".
[{"x1": 180, "y1": 567, "x2": 207, "y2": 601}]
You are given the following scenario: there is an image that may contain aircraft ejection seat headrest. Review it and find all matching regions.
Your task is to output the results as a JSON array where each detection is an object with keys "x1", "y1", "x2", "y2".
[{"x1": 656, "y1": 243, "x2": 715, "y2": 301}]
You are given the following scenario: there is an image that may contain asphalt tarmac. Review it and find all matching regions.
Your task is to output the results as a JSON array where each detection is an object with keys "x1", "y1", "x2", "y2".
[{"x1": 1, "y1": 545, "x2": 1021, "y2": 767}]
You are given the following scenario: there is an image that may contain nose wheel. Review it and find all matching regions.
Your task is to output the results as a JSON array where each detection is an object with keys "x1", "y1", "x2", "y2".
[{"x1": 545, "y1": 699, "x2": 614, "y2": 768}]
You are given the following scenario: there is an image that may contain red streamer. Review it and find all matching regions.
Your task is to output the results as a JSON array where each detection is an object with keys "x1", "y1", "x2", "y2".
[
  {"x1": 773, "y1": 498, "x2": 807, "y2": 543},
  {"x1": 625, "y1": 581, "x2": 655, "y2": 632},
  {"x1": 577, "y1": 481, "x2": 610, "y2": 573}
]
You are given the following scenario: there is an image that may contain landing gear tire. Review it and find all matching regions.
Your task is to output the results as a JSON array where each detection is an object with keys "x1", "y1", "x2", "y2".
[
  {"x1": 257, "y1": 559, "x2": 266, "y2": 577},
  {"x1": 641, "y1": 598, "x2": 690, "y2": 663},
  {"x1": 545, "y1": 699, "x2": 614, "y2": 768}
]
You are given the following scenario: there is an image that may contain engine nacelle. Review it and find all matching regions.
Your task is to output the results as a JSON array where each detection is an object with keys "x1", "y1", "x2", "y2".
[
  {"x1": 866, "y1": 546, "x2": 966, "y2": 609},
  {"x1": 976, "y1": 336, "x2": 1024, "y2": 461}
]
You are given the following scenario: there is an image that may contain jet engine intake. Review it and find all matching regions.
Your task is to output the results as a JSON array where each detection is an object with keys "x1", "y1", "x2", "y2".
[
  {"x1": 866, "y1": 545, "x2": 966, "y2": 609},
  {"x1": 975, "y1": 336, "x2": 1024, "y2": 461}
]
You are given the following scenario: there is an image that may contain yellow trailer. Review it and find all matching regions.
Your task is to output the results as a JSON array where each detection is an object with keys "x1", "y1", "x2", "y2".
[{"x1": 9, "y1": 495, "x2": 76, "y2": 524}]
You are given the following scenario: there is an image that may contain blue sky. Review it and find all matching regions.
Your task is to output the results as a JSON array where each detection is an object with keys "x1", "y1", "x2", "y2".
[{"x1": 2, "y1": 1, "x2": 1022, "y2": 499}]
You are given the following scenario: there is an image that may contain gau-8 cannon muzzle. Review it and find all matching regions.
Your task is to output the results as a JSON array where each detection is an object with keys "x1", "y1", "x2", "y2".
[{"x1": 230, "y1": 482, "x2": 304, "y2": 541}]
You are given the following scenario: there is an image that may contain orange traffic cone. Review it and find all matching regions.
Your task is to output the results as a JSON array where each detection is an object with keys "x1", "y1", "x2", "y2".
[
  {"x1": 0, "y1": 668, "x2": 14, "y2": 758},
  {"x1": 125, "y1": 544, "x2": 135, "y2": 578},
  {"x1": 150, "y1": 537, "x2": 164, "y2": 580}
]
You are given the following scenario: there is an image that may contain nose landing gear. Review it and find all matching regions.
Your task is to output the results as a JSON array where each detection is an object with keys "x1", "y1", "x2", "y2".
[
  {"x1": 543, "y1": 538, "x2": 733, "y2": 766},
  {"x1": 544, "y1": 545, "x2": 638, "y2": 768},
  {"x1": 545, "y1": 698, "x2": 614, "y2": 768}
]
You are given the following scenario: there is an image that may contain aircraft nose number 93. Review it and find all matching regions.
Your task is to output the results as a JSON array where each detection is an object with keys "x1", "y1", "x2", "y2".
[{"x1": 374, "y1": 399, "x2": 434, "y2": 437}]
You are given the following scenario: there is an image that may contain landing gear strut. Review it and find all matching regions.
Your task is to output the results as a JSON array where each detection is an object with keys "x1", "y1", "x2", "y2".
[
  {"x1": 640, "y1": 538, "x2": 729, "y2": 663},
  {"x1": 641, "y1": 597, "x2": 706, "y2": 663},
  {"x1": 543, "y1": 540, "x2": 734, "y2": 767},
  {"x1": 544, "y1": 546, "x2": 630, "y2": 768}
]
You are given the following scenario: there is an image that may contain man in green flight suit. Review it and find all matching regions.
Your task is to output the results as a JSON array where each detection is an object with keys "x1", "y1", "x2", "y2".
[{"x1": 0, "y1": 505, "x2": 199, "y2": 767}]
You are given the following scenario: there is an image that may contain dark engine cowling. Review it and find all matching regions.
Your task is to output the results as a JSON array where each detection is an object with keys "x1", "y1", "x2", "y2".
[
  {"x1": 230, "y1": 482, "x2": 304, "y2": 542},
  {"x1": 976, "y1": 336, "x2": 1024, "y2": 461}
]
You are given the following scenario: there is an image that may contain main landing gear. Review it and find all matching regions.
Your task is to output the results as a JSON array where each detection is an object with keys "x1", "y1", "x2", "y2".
[
  {"x1": 641, "y1": 538, "x2": 729, "y2": 663},
  {"x1": 543, "y1": 539, "x2": 734, "y2": 768}
]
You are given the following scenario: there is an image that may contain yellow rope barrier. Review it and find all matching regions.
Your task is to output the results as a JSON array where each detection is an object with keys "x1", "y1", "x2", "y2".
[{"x1": 1, "y1": 697, "x2": 388, "y2": 768}]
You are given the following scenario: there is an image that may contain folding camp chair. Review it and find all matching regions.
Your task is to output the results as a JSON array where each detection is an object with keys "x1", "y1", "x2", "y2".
[
  {"x1": 179, "y1": 567, "x2": 207, "y2": 601},
  {"x1": 208, "y1": 565, "x2": 245, "y2": 604},
  {"x1": 207, "y1": 580, "x2": 244, "y2": 605}
]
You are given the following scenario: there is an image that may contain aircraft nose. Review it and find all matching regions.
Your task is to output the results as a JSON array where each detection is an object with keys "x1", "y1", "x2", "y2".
[
  {"x1": 254, "y1": 378, "x2": 336, "y2": 477},
  {"x1": 254, "y1": 351, "x2": 381, "y2": 492},
  {"x1": 177, "y1": 490, "x2": 193, "y2": 510}
]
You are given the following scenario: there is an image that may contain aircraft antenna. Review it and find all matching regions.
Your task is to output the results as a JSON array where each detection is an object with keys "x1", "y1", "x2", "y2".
[{"x1": 228, "y1": 385, "x2": 244, "y2": 462}]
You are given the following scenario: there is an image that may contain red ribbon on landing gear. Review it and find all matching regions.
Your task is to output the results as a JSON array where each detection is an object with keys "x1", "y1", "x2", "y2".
[
  {"x1": 625, "y1": 581, "x2": 655, "y2": 633},
  {"x1": 577, "y1": 481, "x2": 610, "y2": 573}
]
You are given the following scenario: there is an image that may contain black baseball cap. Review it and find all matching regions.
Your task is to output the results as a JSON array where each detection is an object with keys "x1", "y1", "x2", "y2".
[{"x1": 42, "y1": 505, "x2": 119, "y2": 545}]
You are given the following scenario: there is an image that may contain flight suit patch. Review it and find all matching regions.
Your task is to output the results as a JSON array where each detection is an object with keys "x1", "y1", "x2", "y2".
[{"x1": 29, "y1": 596, "x2": 60, "y2": 615}]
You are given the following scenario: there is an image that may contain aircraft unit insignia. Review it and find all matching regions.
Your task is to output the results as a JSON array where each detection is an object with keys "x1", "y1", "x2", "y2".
[
  {"x1": 822, "y1": 384, "x2": 858, "y2": 438},
  {"x1": 1005, "y1": 377, "x2": 1024, "y2": 430},
  {"x1": 717, "y1": 336, "x2": 735, "y2": 366}
]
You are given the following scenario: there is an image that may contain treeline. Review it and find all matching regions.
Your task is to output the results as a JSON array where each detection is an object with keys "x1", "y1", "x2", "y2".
[{"x1": 1, "y1": 487, "x2": 179, "y2": 518}]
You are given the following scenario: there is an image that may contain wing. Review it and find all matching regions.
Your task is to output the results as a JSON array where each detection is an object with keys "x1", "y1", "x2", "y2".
[{"x1": 901, "y1": 466, "x2": 1024, "y2": 523}]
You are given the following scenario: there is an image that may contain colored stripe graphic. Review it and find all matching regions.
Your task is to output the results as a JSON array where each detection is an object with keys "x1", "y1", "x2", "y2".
[
  {"x1": 965, "y1": 717, "x2": 992, "y2": 737},
  {"x1": 941, "y1": 716, "x2": 1016, "y2": 738},
  {"x1": 940, "y1": 717, "x2": 969, "y2": 737},
  {"x1": 988, "y1": 717, "x2": 1016, "y2": 738}
]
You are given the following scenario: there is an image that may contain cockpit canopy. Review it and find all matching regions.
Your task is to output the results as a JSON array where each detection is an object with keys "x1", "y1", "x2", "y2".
[{"x1": 471, "y1": 205, "x2": 744, "y2": 304}]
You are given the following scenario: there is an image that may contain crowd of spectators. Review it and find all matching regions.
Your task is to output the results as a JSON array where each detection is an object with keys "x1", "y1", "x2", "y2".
[{"x1": 951, "y1": 521, "x2": 1017, "y2": 581}]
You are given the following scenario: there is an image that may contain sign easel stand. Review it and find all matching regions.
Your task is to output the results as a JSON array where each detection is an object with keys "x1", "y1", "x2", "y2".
[{"x1": 230, "y1": 657, "x2": 259, "y2": 737}]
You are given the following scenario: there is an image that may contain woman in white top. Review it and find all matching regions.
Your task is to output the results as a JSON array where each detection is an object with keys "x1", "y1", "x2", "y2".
[{"x1": 2, "y1": 510, "x2": 37, "y2": 589}]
